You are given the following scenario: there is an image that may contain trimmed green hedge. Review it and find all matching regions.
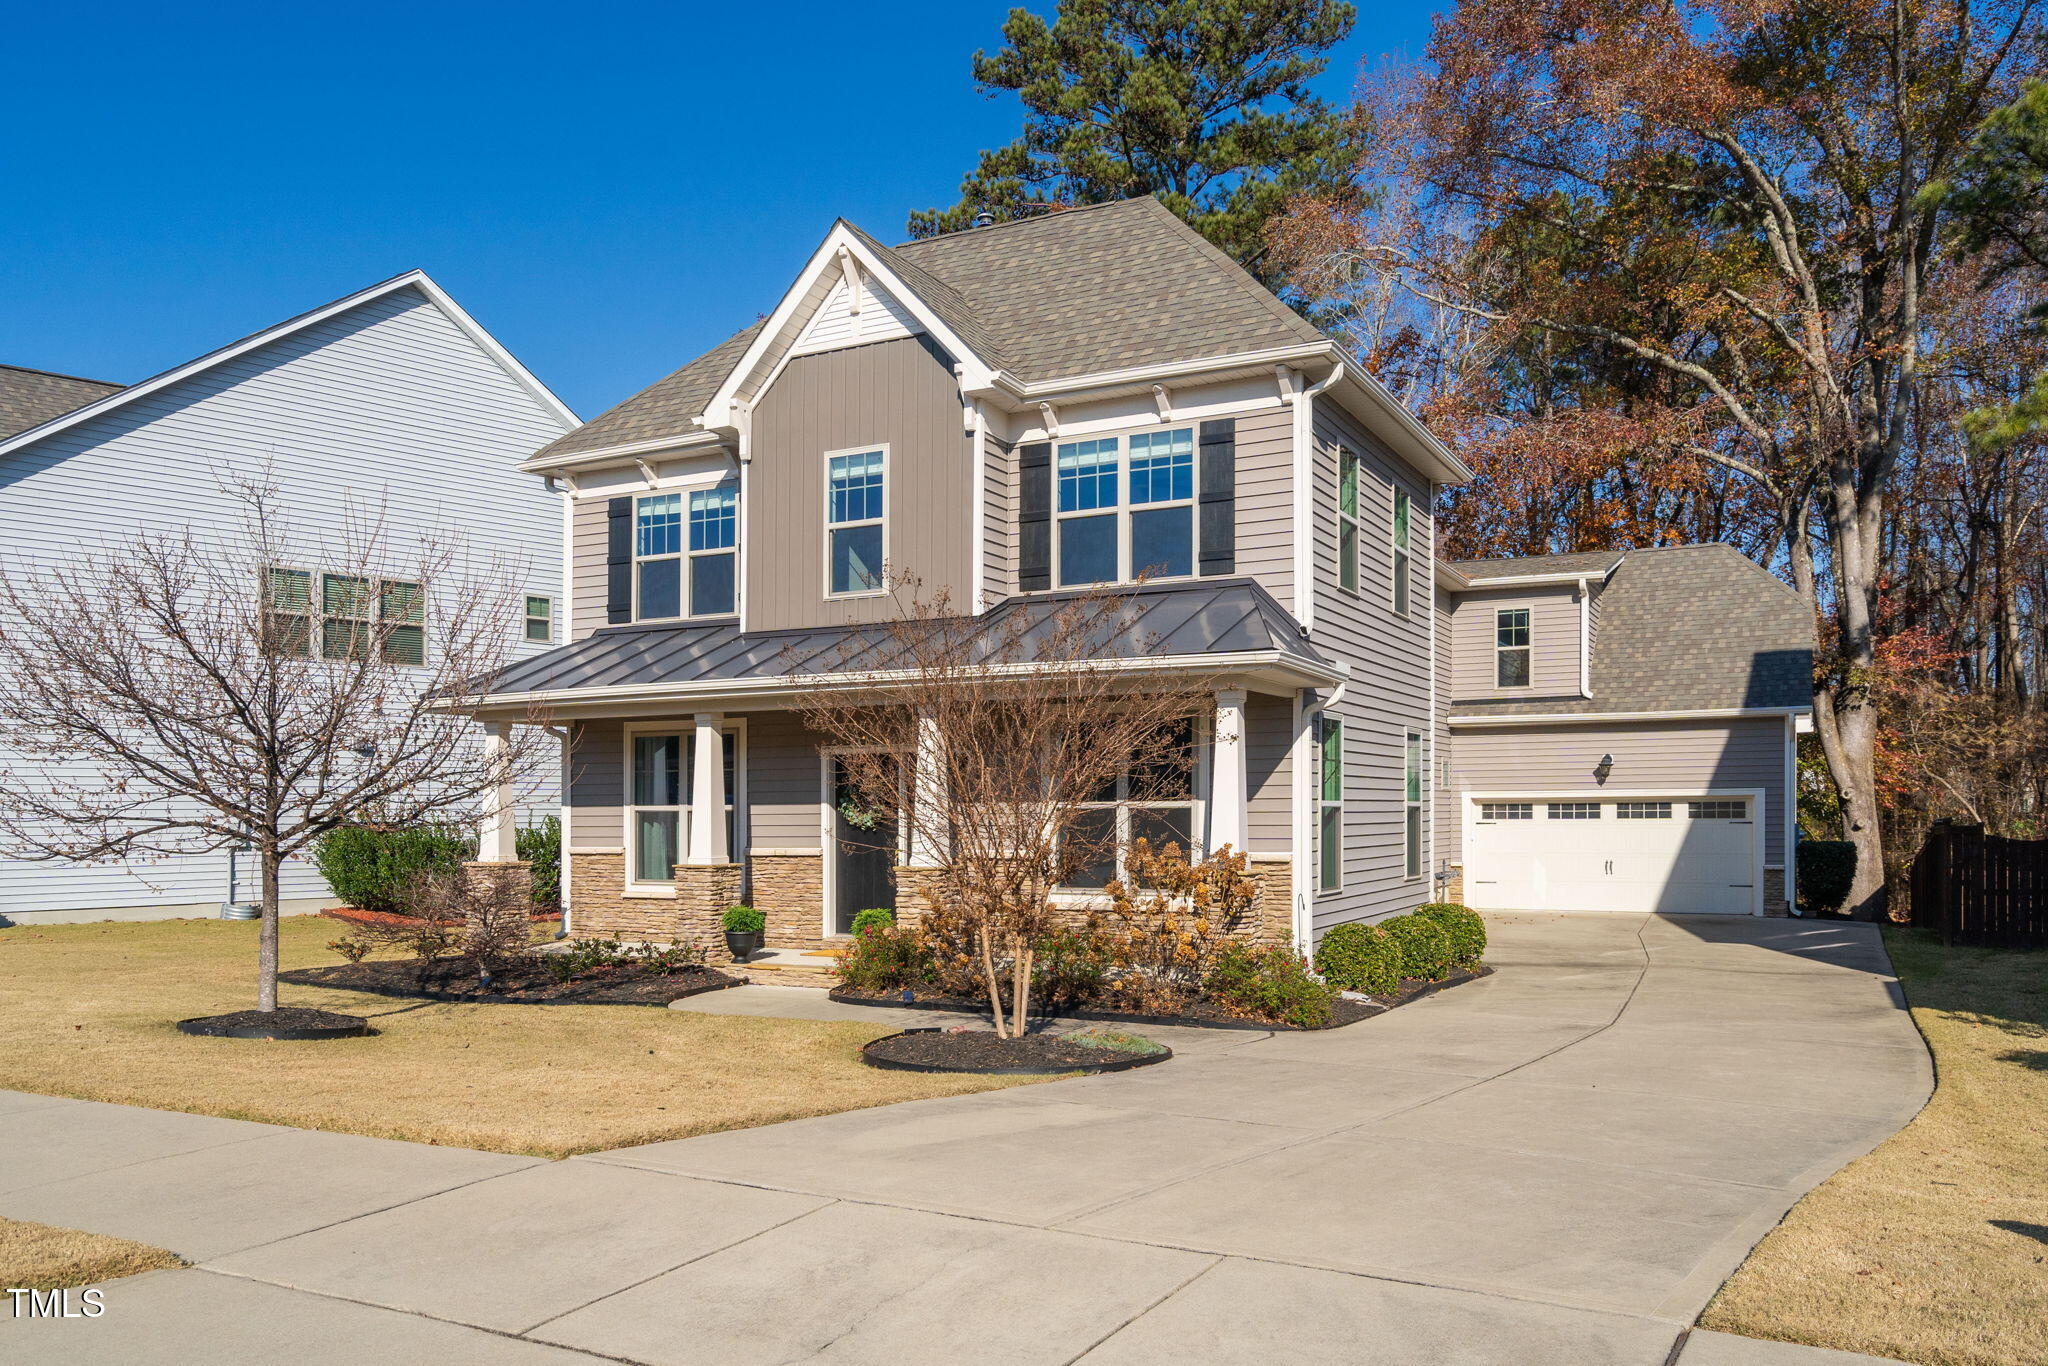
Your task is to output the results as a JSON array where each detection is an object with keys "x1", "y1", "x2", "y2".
[
  {"x1": 312, "y1": 823, "x2": 473, "y2": 915},
  {"x1": 850, "y1": 907, "x2": 896, "y2": 937},
  {"x1": 1797, "y1": 841, "x2": 1857, "y2": 915},
  {"x1": 1205, "y1": 942, "x2": 1338, "y2": 1028},
  {"x1": 1378, "y1": 913, "x2": 1453, "y2": 982},
  {"x1": 1414, "y1": 903, "x2": 1486, "y2": 969},
  {"x1": 1314, "y1": 922, "x2": 1402, "y2": 996},
  {"x1": 517, "y1": 816, "x2": 560, "y2": 912}
]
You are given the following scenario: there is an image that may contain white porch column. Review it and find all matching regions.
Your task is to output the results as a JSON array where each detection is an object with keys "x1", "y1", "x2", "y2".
[
  {"x1": 479, "y1": 721, "x2": 519, "y2": 863},
  {"x1": 908, "y1": 711, "x2": 947, "y2": 867},
  {"x1": 686, "y1": 712, "x2": 729, "y2": 865},
  {"x1": 1210, "y1": 687, "x2": 1249, "y2": 856}
]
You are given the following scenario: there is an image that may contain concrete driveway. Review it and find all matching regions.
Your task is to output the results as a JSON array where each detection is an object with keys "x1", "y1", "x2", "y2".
[{"x1": 4, "y1": 914, "x2": 1929, "y2": 1364}]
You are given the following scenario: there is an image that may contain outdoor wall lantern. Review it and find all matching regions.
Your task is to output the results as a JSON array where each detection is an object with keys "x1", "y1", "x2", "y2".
[{"x1": 1594, "y1": 753, "x2": 1614, "y2": 784}]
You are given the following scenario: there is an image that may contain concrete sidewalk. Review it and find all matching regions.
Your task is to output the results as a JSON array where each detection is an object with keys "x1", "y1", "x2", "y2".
[{"x1": 3, "y1": 914, "x2": 1928, "y2": 1364}]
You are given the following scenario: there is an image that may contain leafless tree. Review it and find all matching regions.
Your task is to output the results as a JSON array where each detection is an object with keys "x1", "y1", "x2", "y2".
[
  {"x1": 0, "y1": 481, "x2": 553, "y2": 1012},
  {"x1": 796, "y1": 579, "x2": 1215, "y2": 1037}
]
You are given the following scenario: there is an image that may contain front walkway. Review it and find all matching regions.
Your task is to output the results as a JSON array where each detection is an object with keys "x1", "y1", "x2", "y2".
[{"x1": 4, "y1": 915, "x2": 1929, "y2": 1364}]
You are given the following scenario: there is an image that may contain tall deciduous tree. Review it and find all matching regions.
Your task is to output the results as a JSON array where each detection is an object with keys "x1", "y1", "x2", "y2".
[
  {"x1": 1276, "y1": 0, "x2": 2043, "y2": 919},
  {"x1": 910, "y1": 0, "x2": 1358, "y2": 287}
]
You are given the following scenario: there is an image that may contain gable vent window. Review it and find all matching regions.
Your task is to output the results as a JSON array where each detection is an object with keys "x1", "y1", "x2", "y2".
[
  {"x1": 1495, "y1": 607, "x2": 1532, "y2": 687},
  {"x1": 1055, "y1": 430, "x2": 1195, "y2": 587},
  {"x1": 636, "y1": 485, "x2": 738, "y2": 620},
  {"x1": 826, "y1": 449, "x2": 886, "y2": 596}
]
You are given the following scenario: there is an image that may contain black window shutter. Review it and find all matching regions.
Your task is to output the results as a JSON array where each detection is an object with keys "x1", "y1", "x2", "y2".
[
  {"x1": 1198, "y1": 418, "x2": 1236, "y2": 576},
  {"x1": 1018, "y1": 442, "x2": 1051, "y2": 591},
  {"x1": 605, "y1": 497, "x2": 633, "y2": 624}
]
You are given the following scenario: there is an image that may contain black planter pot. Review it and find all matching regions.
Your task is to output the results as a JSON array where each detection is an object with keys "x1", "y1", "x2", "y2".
[{"x1": 725, "y1": 930, "x2": 763, "y2": 962}]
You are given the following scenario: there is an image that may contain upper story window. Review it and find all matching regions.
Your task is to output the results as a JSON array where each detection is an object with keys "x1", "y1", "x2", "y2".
[
  {"x1": 524, "y1": 595, "x2": 554, "y2": 643},
  {"x1": 1391, "y1": 489, "x2": 1412, "y2": 616},
  {"x1": 1056, "y1": 429, "x2": 1195, "y2": 588},
  {"x1": 636, "y1": 486, "x2": 737, "y2": 620},
  {"x1": 263, "y1": 567, "x2": 423, "y2": 664},
  {"x1": 1336, "y1": 450, "x2": 1360, "y2": 594},
  {"x1": 826, "y1": 448, "x2": 886, "y2": 596},
  {"x1": 1495, "y1": 607, "x2": 1531, "y2": 687}
]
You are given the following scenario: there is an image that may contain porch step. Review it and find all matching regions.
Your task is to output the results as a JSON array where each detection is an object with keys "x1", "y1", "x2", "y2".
[{"x1": 733, "y1": 945, "x2": 844, "y2": 990}]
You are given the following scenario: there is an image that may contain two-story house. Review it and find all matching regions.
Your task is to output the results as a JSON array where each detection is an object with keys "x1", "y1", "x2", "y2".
[
  {"x1": 0, "y1": 272, "x2": 575, "y2": 924},
  {"x1": 466, "y1": 197, "x2": 1810, "y2": 953}
]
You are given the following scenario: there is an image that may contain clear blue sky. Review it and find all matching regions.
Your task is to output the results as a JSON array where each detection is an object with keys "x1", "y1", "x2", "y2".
[{"x1": 0, "y1": 2, "x2": 1435, "y2": 418}]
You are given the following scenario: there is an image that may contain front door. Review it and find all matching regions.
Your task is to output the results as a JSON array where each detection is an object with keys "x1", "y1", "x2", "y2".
[{"x1": 830, "y1": 757, "x2": 896, "y2": 936}]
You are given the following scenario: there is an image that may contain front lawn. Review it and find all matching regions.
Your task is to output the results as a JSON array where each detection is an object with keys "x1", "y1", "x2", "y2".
[
  {"x1": 1700, "y1": 928, "x2": 2048, "y2": 1366},
  {"x1": 0, "y1": 1215, "x2": 183, "y2": 1291},
  {"x1": 0, "y1": 918, "x2": 1035, "y2": 1159}
]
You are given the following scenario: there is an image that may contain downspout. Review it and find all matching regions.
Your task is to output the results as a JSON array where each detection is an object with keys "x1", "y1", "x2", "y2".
[
  {"x1": 734, "y1": 400, "x2": 753, "y2": 632},
  {"x1": 1428, "y1": 482, "x2": 1439, "y2": 893},
  {"x1": 1577, "y1": 575, "x2": 1593, "y2": 699},
  {"x1": 1784, "y1": 712, "x2": 1800, "y2": 916},
  {"x1": 1292, "y1": 679, "x2": 1350, "y2": 954},
  {"x1": 1282, "y1": 363, "x2": 1344, "y2": 636},
  {"x1": 968, "y1": 392, "x2": 988, "y2": 611}
]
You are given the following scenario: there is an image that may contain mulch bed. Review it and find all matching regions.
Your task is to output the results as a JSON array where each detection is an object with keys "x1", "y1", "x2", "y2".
[
  {"x1": 177, "y1": 1006, "x2": 371, "y2": 1040},
  {"x1": 279, "y1": 957, "x2": 742, "y2": 1007},
  {"x1": 831, "y1": 964, "x2": 1492, "y2": 1032},
  {"x1": 323, "y1": 907, "x2": 560, "y2": 931},
  {"x1": 861, "y1": 1027, "x2": 1172, "y2": 1075}
]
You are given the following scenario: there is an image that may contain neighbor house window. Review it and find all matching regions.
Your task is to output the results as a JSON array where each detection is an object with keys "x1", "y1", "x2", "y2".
[
  {"x1": 636, "y1": 485, "x2": 738, "y2": 619},
  {"x1": 1318, "y1": 716, "x2": 1343, "y2": 892},
  {"x1": 1617, "y1": 801, "x2": 1672, "y2": 819},
  {"x1": 1495, "y1": 607, "x2": 1532, "y2": 687},
  {"x1": 379, "y1": 579, "x2": 425, "y2": 665},
  {"x1": 524, "y1": 596, "x2": 554, "y2": 642},
  {"x1": 1404, "y1": 728, "x2": 1424, "y2": 879},
  {"x1": 827, "y1": 449, "x2": 886, "y2": 595},
  {"x1": 1391, "y1": 489, "x2": 1412, "y2": 616},
  {"x1": 320, "y1": 574, "x2": 373, "y2": 661},
  {"x1": 1337, "y1": 449, "x2": 1361, "y2": 594},
  {"x1": 627, "y1": 729, "x2": 737, "y2": 885},
  {"x1": 1062, "y1": 718, "x2": 1197, "y2": 889},
  {"x1": 1055, "y1": 429, "x2": 1196, "y2": 587},
  {"x1": 263, "y1": 567, "x2": 313, "y2": 658}
]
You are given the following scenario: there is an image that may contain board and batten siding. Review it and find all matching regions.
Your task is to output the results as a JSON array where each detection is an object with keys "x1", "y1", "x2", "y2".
[
  {"x1": 0, "y1": 285, "x2": 571, "y2": 918},
  {"x1": 1307, "y1": 396, "x2": 1439, "y2": 932},
  {"x1": 1447, "y1": 585, "x2": 1584, "y2": 700},
  {"x1": 1444, "y1": 717, "x2": 1788, "y2": 865}
]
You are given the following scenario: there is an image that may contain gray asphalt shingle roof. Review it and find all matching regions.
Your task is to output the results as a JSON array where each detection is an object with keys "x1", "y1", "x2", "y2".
[
  {"x1": 532, "y1": 197, "x2": 1326, "y2": 462},
  {"x1": 482, "y1": 578, "x2": 1328, "y2": 698},
  {"x1": 0, "y1": 364, "x2": 124, "y2": 441},
  {"x1": 1452, "y1": 544, "x2": 1811, "y2": 717}
]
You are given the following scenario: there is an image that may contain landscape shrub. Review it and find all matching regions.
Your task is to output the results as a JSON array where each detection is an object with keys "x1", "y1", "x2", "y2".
[
  {"x1": 517, "y1": 816, "x2": 561, "y2": 913},
  {"x1": 1099, "y1": 842, "x2": 1261, "y2": 1010},
  {"x1": 541, "y1": 937, "x2": 707, "y2": 984},
  {"x1": 721, "y1": 905, "x2": 766, "y2": 935},
  {"x1": 1797, "y1": 841, "x2": 1857, "y2": 915},
  {"x1": 850, "y1": 907, "x2": 895, "y2": 937},
  {"x1": 1203, "y1": 942, "x2": 1337, "y2": 1028},
  {"x1": 837, "y1": 922, "x2": 931, "y2": 993},
  {"x1": 1031, "y1": 924, "x2": 1114, "y2": 1009},
  {"x1": 1379, "y1": 913, "x2": 1453, "y2": 982},
  {"x1": 1414, "y1": 903, "x2": 1486, "y2": 969},
  {"x1": 312, "y1": 823, "x2": 473, "y2": 916},
  {"x1": 1313, "y1": 922, "x2": 1402, "y2": 996}
]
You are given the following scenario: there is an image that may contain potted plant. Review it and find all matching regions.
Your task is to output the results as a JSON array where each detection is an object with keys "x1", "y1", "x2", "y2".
[{"x1": 722, "y1": 904, "x2": 766, "y2": 962}]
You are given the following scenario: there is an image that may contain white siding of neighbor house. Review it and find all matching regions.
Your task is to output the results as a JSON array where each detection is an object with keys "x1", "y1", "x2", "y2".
[{"x1": 0, "y1": 284, "x2": 571, "y2": 919}]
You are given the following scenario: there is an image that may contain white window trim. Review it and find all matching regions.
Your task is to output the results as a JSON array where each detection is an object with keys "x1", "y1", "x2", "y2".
[
  {"x1": 621, "y1": 718, "x2": 749, "y2": 894},
  {"x1": 1050, "y1": 715, "x2": 1211, "y2": 902},
  {"x1": 633, "y1": 483, "x2": 739, "y2": 623},
  {"x1": 1051, "y1": 427, "x2": 1199, "y2": 591},
  {"x1": 823, "y1": 444, "x2": 890, "y2": 600},
  {"x1": 1495, "y1": 606, "x2": 1533, "y2": 689},
  {"x1": 817, "y1": 745, "x2": 911, "y2": 938},
  {"x1": 1316, "y1": 715, "x2": 1344, "y2": 895},
  {"x1": 1390, "y1": 488, "x2": 1413, "y2": 617},
  {"x1": 524, "y1": 594, "x2": 556, "y2": 644},
  {"x1": 1404, "y1": 727, "x2": 1424, "y2": 881},
  {"x1": 1335, "y1": 448, "x2": 1362, "y2": 597}
]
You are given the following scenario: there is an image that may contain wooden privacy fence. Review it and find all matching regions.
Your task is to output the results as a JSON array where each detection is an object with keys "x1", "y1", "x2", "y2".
[{"x1": 1909, "y1": 821, "x2": 2048, "y2": 948}]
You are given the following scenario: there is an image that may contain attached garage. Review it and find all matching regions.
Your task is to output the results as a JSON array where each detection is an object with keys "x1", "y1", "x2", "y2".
[{"x1": 1463, "y1": 792, "x2": 1764, "y2": 916}]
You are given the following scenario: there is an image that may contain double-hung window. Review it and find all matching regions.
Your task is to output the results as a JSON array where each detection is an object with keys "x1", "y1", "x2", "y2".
[
  {"x1": 1062, "y1": 718, "x2": 1197, "y2": 888},
  {"x1": 1495, "y1": 607, "x2": 1532, "y2": 687},
  {"x1": 264, "y1": 568, "x2": 420, "y2": 663},
  {"x1": 524, "y1": 596, "x2": 554, "y2": 643},
  {"x1": 636, "y1": 485, "x2": 738, "y2": 620},
  {"x1": 321, "y1": 573, "x2": 373, "y2": 661},
  {"x1": 627, "y1": 729, "x2": 737, "y2": 885},
  {"x1": 1055, "y1": 429, "x2": 1195, "y2": 587},
  {"x1": 263, "y1": 567, "x2": 313, "y2": 657},
  {"x1": 1337, "y1": 450, "x2": 1360, "y2": 594},
  {"x1": 1318, "y1": 716, "x2": 1343, "y2": 892},
  {"x1": 1391, "y1": 489, "x2": 1412, "y2": 616},
  {"x1": 826, "y1": 449, "x2": 886, "y2": 596},
  {"x1": 379, "y1": 580, "x2": 425, "y2": 664},
  {"x1": 1404, "y1": 728, "x2": 1424, "y2": 879}
]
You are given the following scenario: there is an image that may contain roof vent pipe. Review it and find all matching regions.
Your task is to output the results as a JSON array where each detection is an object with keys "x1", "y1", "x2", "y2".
[{"x1": 971, "y1": 210, "x2": 996, "y2": 228}]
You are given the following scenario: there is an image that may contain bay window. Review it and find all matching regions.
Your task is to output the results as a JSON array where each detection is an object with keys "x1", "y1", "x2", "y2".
[{"x1": 1055, "y1": 428, "x2": 1195, "y2": 587}]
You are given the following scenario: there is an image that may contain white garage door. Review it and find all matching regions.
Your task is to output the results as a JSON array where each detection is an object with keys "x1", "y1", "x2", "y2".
[{"x1": 1466, "y1": 797, "x2": 1756, "y2": 915}]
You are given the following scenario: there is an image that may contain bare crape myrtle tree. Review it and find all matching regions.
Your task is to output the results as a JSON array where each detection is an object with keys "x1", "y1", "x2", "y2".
[
  {"x1": 798, "y1": 578, "x2": 1213, "y2": 1037},
  {"x1": 0, "y1": 481, "x2": 553, "y2": 1016}
]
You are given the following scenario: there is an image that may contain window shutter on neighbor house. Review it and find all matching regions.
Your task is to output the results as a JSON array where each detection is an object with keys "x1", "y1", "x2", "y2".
[
  {"x1": 1018, "y1": 441, "x2": 1052, "y2": 591},
  {"x1": 606, "y1": 497, "x2": 633, "y2": 623},
  {"x1": 1198, "y1": 418, "x2": 1236, "y2": 576}
]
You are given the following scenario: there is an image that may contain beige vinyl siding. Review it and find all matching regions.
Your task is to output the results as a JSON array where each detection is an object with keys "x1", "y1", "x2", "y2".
[
  {"x1": 1448, "y1": 585, "x2": 1583, "y2": 700},
  {"x1": 747, "y1": 712, "x2": 830, "y2": 851},
  {"x1": 1230, "y1": 403, "x2": 1295, "y2": 610},
  {"x1": 1245, "y1": 690, "x2": 1294, "y2": 854},
  {"x1": 981, "y1": 432, "x2": 1016, "y2": 602},
  {"x1": 1307, "y1": 396, "x2": 1437, "y2": 931},
  {"x1": 569, "y1": 497, "x2": 611, "y2": 640},
  {"x1": 748, "y1": 336, "x2": 972, "y2": 629},
  {"x1": 1449, "y1": 718, "x2": 1788, "y2": 864},
  {"x1": 565, "y1": 719, "x2": 626, "y2": 849}
]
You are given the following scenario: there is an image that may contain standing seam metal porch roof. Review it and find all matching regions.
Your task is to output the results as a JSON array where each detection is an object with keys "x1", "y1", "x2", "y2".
[{"x1": 479, "y1": 579, "x2": 1333, "y2": 699}]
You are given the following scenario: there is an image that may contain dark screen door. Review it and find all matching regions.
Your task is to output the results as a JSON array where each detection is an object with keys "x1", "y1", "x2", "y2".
[{"x1": 831, "y1": 757, "x2": 896, "y2": 935}]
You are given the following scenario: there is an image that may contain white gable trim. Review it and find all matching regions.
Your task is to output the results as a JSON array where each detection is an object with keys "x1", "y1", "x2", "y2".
[
  {"x1": 701, "y1": 223, "x2": 1000, "y2": 431},
  {"x1": 0, "y1": 270, "x2": 577, "y2": 462},
  {"x1": 788, "y1": 272, "x2": 922, "y2": 357}
]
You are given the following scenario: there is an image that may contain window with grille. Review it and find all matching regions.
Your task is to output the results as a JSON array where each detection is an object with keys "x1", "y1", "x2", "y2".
[
  {"x1": 1496, "y1": 607, "x2": 1532, "y2": 687},
  {"x1": 263, "y1": 567, "x2": 312, "y2": 657},
  {"x1": 524, "y1": 596, "x2": 554, "y2": 643},
  {"x1": 1688, "y1": 800, "x2": 1747, "y2": 819},
  {"x1": 827, "y1": 449, "x2": 886, "y2": 596},
  {"x1": 638, "y1": 484, "x2": 738, "y2": 618},
  {"x1": 1318, "y1": 717, "x2": 1343, "y2": 891},
  {"x1": 1054, "y1": 429, "x2": 1195, "y2": 587},
  {"x1": 1061, "y1": 718, "x2": 1197, "y2": 889},
  {"x1": 1548, "y1": 802, "x2": 1601, "y2": 819},
  {"x1": 1479, "y1": 802, "x2": 1533, "y2": 820},
  {"x1": 1337, "y1": 450, "x2": 1360, "y2": 594},
  {"x1": 1617, "y1": 801, "x2": 1673, "y2": 819},
  {"x1": 1391, "y1": 489, "x2": 1412, "y2": 616}
]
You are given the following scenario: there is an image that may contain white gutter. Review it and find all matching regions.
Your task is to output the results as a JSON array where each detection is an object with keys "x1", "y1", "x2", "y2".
[
  {"x1": 1283, "y1": 363, "x2": 1345, "y2": 636},
  {"x1": 519, "y1": 428, "x2": 728, "y2": 476},
  {"x1": 1460, "y1": 568, "x2": 1621, "y2": 589},
  {"x1": 995, "y1": 342, "x2": 1333, "y2": 402},
  {"x1": 1449, "y1": 706, "x2": 1813, "y2": 728}
]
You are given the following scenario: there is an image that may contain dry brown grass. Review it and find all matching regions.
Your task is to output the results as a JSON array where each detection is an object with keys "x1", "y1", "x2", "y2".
[
  {"x1": 0, "y1": 1216, "x2": 183, "y2": 1290},
  {"x1": 0, "y1": 917, "x2": 1036, "y2": 1159},
  {"x1": 1701, "y1": 928, "x2": 2048, "y2": 1366}
]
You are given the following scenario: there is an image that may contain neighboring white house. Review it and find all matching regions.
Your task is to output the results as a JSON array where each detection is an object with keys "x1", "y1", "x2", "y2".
[{"x1": 0, "y1": 271, "x2": 576, "y2": 923}]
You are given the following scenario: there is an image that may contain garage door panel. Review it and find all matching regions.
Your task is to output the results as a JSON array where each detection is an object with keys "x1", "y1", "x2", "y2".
[{"x1": 1468, "y1": 799, "x2": 1754, "y2": 915}]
